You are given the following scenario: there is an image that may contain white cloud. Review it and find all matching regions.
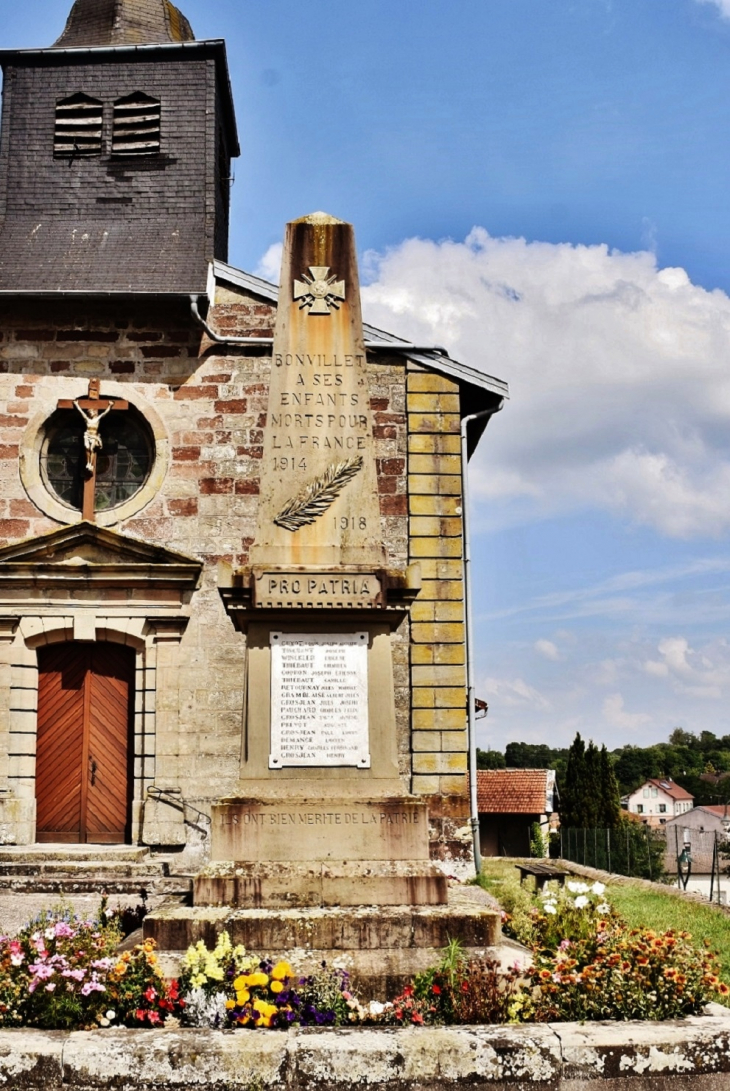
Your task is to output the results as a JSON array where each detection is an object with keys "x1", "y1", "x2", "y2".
[
  {"x1": 602, "y1": 693, "x2": 651, "y2": 731},
  {"x1": 696, "y1": 0, "x2": 730, "y2": 17},
  {"x1": 535, "y1": 639, "x2": 560, "y2": 661},
  {"x1": 362, "y1": 229, "x2": 730, "y2": 538},
  {"x1": 641, "y1": 636, "x2": 730, "y2": 700},
  {"x1": 483, "y1": 676, "x2": 550, "y2": 709},
  {"x1": 254, "y1": 243, "x2": 282, "y2": 284}
]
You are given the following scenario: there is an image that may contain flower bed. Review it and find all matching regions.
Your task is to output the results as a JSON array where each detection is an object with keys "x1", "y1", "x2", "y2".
[{"x1": 0, "y1": 884, "x2": 725, "y2": 1032}]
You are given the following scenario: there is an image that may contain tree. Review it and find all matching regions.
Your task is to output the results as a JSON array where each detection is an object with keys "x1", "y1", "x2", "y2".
[
  {"x1": 561, "y1": 733, "x2": 587, "y2": 829},
  {"x1": 598, "y1": 745, "x2": 621, "y2": 829},
  {"x1": 476, "y1": 748, "x2": 505, "y2": 769},
  {"x1": 560, "y1": 734, "x2": 621, "y2": 830}
]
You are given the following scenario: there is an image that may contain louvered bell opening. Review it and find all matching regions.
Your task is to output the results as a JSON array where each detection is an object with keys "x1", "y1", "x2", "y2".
[
  {"x1": 54, "y1": 96, "x2": 103, "y2": 158},
  {"x1": 112, "y1": 95, "x2": 161, "y2": 157}
]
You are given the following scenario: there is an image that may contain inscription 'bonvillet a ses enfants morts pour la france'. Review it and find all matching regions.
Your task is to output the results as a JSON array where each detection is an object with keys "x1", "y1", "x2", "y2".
[
  {"x1": 251, "y1": 213, "x2": 385, "y2": 568},
  {"x1": 269, "y1": 633, "x2": 370, "y2": 769}
]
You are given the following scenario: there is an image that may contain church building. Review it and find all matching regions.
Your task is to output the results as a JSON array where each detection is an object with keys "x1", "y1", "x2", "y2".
[{"x1": 0, "y1": 0, "x2": 508, "y2": 867}]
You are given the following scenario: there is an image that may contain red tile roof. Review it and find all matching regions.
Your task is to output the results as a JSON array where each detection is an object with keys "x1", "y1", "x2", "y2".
[
  {"x1": 645, "y1": 778, "x2": 694, "y2": 802},
  {"x1": 477, "y1": 769, "x2": 551, "y2": 814}
]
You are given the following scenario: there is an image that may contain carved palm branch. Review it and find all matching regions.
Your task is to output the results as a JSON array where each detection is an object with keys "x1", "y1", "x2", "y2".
[{"x1": 274, "y1": 455, "x2": 364, "y2": 532}]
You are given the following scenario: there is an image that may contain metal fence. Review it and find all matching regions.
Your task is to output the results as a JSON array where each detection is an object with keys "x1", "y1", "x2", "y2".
[
  {"x1": 557, "y1": 826, "x2": 665, "y2": 882},
  {"x1": 556, "y1": 824, "x2": 729, "y2": 900}
]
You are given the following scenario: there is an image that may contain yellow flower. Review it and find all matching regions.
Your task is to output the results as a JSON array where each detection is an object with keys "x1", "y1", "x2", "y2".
[
  {"x1": 248, "y1": 972, "x2": 269, "y2": 988},
  {"x1": 236, "y1": 989, "x2": 250, "y2": 1005},
  {"x1": 233, "y1": 975, "x2": 251, "y2": 991},
  {"x1": 225, "y1": 1000, "x2": 236, "y2": 1010},
  {"x1": 113, "y1": 963, "x2": 126, "y2": 975},
  {"x1": 270, "y1": 980, "x2": 284, "y2": 994},
  {"x1": 271, "y1": 961, "x2": 293, "y2": 981}
]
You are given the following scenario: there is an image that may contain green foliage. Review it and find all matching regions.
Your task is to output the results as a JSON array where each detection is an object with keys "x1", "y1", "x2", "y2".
[
  {"x1": 560, "y1": 815, "x2": 667, "y2": 881},
  {"x1": 529, "y1": 822, "x2": 546, "y2": 858},
  {"x1": 391, "y1": 939, "x2": 521, "y2": 1026},
  {"x1": 504, "y1": 742, "x2": 569, "y2": 783},
  {"x1": 476, "y1": 748, "x2": 506, "y2": 769},
  {"x1": 0, "y1": 906, "x2": 178, "y2": 1031},
  {"x1": 500, "y1": 878, "x2": 616, "y2": 952},
  {"x1": 519, "y1": 925, "x2": 726, "y2": 1022},
  {"x1": 560, "y1": 733, "x2": 622, "y2": 832}
]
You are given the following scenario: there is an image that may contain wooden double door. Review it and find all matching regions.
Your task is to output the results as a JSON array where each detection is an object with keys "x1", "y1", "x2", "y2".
[{"x1": 36, "y1": 642, "x2": 134, "y2": 844}]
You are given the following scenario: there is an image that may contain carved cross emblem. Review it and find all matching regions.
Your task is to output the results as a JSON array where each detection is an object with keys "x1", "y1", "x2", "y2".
[{"x1": 293, "y1": 266, "x2": 346, "y2": 315}]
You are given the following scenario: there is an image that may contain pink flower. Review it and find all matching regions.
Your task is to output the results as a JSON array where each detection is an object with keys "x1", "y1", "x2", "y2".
[
  {"x1": 54, "y1": 922, "x2": 74, "y2": 939},
  {"x1": 29, "y1": 963, "x2": 54, "y2": 980},
  {"x1": 45, "y1": 983, "x2": 56, "y2": 992}
]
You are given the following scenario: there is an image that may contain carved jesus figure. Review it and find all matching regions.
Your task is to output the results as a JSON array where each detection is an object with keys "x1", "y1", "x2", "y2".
[{"x1": 73, "y1": 399, "x2": 113, "y2": 474}]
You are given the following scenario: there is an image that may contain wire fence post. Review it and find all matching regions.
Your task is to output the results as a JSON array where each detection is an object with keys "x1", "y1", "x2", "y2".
[
  {"x1": 646, "y1": 825, "x2": 652, "y2": 882},
  {"x1": 607, "y1": 828, "x2": 611, "y2": 874}
]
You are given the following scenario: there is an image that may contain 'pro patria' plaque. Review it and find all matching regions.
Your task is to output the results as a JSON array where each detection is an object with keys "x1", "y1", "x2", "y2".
[{"x1": 270, "y1": 632, "x2": 370, "y2": 769}]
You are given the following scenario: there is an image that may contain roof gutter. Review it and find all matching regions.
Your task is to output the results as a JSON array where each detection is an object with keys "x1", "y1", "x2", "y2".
[
  {"x1": 190, "y1": 295, "x2": 450, "y2": 354},
  {"x1": 461, "y1": 399, "x2": 505, "y2": 877}
]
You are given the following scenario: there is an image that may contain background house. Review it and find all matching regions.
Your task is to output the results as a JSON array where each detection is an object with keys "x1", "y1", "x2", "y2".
[
  {"x1": 625, "y1": 778, "x2": 693, "y2": 827},
  {"x1": 663, "y1": 805, "x2": 730, "y2": 901},
  {"x1": 477, "y1": 768, "x2": 557, "y2": 857}
]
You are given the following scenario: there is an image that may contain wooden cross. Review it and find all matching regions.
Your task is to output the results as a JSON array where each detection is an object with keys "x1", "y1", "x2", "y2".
[{"x1": 57, "y1": 379, "x2": 129, "y2": 522}]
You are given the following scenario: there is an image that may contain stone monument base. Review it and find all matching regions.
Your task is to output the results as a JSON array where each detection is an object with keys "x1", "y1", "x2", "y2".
[
  {"x1": 193, "y1": 859, "x2": 448, "y2": 908},
  {"x1": 143, "y1": 886, "x2": 502, "y2": 1001},
  {"x1": 210, "y1": 798, "x2": 432, "y2": 864}
]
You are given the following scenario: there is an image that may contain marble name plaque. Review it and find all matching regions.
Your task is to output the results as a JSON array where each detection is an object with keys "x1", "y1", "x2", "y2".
[
  {"x1": 269, "y1": 632, "x2": 370, "y2": 769},
  {"x1": 254, "y1": 570, "x2": 382, "y2": 609}
]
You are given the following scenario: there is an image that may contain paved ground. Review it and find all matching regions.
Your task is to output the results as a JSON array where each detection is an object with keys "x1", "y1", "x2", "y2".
[{"x1": 0, "y1": 891, "x2": 171, "y2": 938}]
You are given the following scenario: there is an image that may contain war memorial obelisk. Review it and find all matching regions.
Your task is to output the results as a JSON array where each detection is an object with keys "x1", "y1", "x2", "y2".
[{"x1": 147, "y1": 214, "x2": 499, "y2": 985}]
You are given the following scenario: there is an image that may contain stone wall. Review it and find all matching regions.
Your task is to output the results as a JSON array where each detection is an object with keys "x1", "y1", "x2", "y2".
[
  {"x1": 0, "y1": 285, "x2": 470, "y2": 857},
  {"x1": 2, "y1": 1014, "x2": 730, "y2": 1089}
]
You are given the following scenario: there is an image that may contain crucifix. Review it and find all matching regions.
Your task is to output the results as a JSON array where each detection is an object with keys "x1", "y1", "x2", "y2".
[{"x1": 57, "y1": 379, "x2": 129, "y2": 522}]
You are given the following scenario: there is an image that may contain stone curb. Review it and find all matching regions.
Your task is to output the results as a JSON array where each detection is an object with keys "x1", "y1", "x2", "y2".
[{"x1": 1, "y1": 1010, "x2": 730, "y2": 1089}]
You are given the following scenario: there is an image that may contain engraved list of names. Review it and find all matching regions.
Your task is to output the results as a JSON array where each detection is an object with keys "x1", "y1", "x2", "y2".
[{"x1": 269, "y1": 633, "x2": 370, "y2": 769}]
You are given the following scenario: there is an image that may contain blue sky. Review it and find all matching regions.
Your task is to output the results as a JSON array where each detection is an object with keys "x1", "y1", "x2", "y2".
[{"x1": 5, "y1": 0, "x2": 730, "y2": 752}]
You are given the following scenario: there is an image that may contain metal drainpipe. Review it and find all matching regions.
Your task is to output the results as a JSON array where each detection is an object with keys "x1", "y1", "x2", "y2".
[
  {"x1": 461, "y1": 399, "x2": 505, "y2": 877},
  {"x1": 190, "y1": 295, "x2": 449, "y2": 353}
]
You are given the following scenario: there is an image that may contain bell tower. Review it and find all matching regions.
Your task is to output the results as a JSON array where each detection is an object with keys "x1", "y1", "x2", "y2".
[{"x1": 0, "y1": 0, "x2": 239, "y2": 294}]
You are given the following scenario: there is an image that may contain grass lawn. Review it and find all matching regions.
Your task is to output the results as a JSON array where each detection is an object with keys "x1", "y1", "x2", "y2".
[{"x1": 477, "y1": 858, "x2": 730, "y2": 1002}]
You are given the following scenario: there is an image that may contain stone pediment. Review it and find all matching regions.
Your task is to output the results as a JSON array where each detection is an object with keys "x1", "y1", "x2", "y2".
[{"x1": 0, "y1": 522, "x2": 202, "y2": 591}]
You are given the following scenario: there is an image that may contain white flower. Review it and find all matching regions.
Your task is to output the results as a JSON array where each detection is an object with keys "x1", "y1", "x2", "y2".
[
  {"x1": 105, "y1": 1010, "x2": 116, "y2": 1021},
  {"x1": 567, "y1": 881, "x2": 589, "y2": 894},
  {"x1": 544, "y1": 904, "x2": 557, "y2": 915},
  {"x1": 597, "y1": 903, "x2": 610, "y2": 914},
  {"x1": 590, "y1": 882, "x2": 606, "y2": 895},
  {"x1": 574, "y1": 895, "x2": 590, "y2": 909}
]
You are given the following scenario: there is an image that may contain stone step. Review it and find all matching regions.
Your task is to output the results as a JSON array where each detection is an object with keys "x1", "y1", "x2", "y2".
[
  {"x1": 144, "y1": 897, "x2": 499, "y2": 954},
  {"x1": 0, "y1": 845, "x2": 151, "y2": 864},
  {"x1": 0, "y1": 862, "x2": 163, "y2": 877},
  {"x1": 194, "y1": 860, "x2": 448, "y2": 909},
  {"x1": 0, "y1": 875, "x2": 193, "y2": 896}
]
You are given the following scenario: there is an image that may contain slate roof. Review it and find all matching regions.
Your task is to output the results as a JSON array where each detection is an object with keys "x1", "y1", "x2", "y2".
[
  {"x1": 212, "y1": 261, "x2": 510, "y2": 404},
  {"x1": 53, "y1": 0, "x2": 195, "y2": 48},
  {"x1": 477, "y1": 769, "x2": 554, "y2": 815}
]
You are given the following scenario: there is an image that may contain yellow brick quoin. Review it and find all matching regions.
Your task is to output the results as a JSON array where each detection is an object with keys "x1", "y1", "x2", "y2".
[
  {"x1": 413, "y1": 708, "x2": 467, "y2": 731},
  {"x1": 407, "y1": 474, "x2": 463, "y2": 496},
  {"x1": 411, "y1": 665, "x2": 467, "y2": 688},
  {"x1": 409, "y1": 516, "x2": 462, "y2": 538},
  {"x1": 410, "y1": 537, "x2": 462, "y2": 558},
  {"x1": 408, "y1": 454, "x2": 462, "y2": 476},
  {"x1": 406, "y1": 393, "x2": 461, "y2": 414},
  {"x1": 406, "y1": 372, "x2": 459, "y2": 394},
  {"x1": 408, "y1": 433, "x2": 461, "y2": 455},
  {"x1": 410, "y1": 622, "x2": 465, "y2": 644},
  {"x1": 407, "y1": 412, "x2": 461, "y2": 434},
  {"x1": 409, "y1": 494, "x2": 462, "y2": 517}
]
